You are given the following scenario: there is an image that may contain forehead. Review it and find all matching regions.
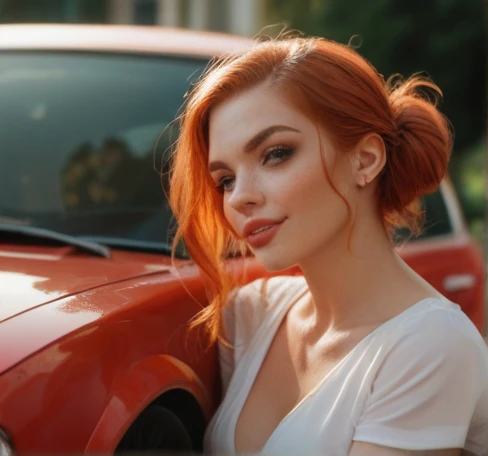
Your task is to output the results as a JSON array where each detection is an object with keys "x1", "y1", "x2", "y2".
[{"x1": 208, "y1": 83, "x2": 311, "y2": 155}]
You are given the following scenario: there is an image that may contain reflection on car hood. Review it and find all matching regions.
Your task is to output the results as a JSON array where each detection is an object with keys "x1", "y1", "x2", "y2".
[{"x1": 0, "y1": 245, "x2": 173, "y2": 323}]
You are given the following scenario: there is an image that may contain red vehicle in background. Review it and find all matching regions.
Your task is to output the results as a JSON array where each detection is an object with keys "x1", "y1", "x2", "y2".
[{"x1": 0, "y1": 24, "x2": 484, "y2": 455}]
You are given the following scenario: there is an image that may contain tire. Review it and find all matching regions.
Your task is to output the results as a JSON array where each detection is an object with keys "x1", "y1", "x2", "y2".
[{"x1": 116, "y1": 405, "x2": 193, "y2": 453}]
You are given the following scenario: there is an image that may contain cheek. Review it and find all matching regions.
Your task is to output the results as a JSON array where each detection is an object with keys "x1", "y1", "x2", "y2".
[
  {"x1": 222, "y1": 197, "x2": 240, "y2": 232},
  {"x1": 278, "y1": 164, "x2": 330, "y2": 211},
  {"x1": 284, "y1": 166, "x2": 349, "y2": 224}
]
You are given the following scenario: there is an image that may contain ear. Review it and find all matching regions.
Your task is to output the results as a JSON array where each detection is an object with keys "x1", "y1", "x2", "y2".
[{"x1": 352, "y1": 133, "x2": 386, "y2": 187}]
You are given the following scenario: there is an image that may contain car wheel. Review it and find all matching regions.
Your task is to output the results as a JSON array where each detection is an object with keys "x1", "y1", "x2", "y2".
[{"x1": 115, "y1": 405, "x2": 193, "y2": 453}]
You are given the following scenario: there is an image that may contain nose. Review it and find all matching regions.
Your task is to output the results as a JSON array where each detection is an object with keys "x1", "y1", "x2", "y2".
[{"x1": 227, "y1": 174, "x2": 264, "y2": 213}]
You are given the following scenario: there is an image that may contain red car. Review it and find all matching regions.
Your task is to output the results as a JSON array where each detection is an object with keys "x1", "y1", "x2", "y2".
[{"x1": 0, "y1": 24, "x2": 484, "y2": 455}]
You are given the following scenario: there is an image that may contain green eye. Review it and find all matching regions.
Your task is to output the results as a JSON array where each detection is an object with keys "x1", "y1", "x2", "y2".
[
  {"x1": 263, "y1": 146, "x2": 295, "y2": 165},
  {"x1": 217, "y1": 176, "x2": 235, "y2": 193}
]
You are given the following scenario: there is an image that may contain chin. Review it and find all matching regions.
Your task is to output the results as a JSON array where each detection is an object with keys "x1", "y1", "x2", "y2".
[{"x1": 253, "y1": 250, "x2": 297, "y2": 273}]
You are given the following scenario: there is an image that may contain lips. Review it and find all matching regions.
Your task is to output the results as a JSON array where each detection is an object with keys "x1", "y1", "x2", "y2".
[{"x1": 243, "y1": 218, "x2": 285, "y2": 249}]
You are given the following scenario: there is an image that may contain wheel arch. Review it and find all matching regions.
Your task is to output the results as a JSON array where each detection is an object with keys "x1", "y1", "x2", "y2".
[{"x1": 85, "y1": 354, "x2": 211, "y2": 453}]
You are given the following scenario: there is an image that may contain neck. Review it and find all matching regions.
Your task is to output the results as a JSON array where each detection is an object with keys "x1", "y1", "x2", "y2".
[{"x1": 298, "y1": 215, "x2": 420, "y2": 331}]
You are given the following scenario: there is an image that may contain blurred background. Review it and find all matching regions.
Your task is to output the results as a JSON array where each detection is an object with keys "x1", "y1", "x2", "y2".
[{"x1": 0, "y1": 0, "x2": 485, "y2": 244}]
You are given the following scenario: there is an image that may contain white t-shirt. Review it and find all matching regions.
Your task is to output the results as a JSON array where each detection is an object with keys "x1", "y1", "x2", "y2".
[{"x1": 203, "y1": 275, "x2": 488, "y2": 455}]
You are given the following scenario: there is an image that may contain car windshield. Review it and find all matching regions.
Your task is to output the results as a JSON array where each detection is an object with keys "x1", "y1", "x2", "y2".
[
  {"x1": 0, "y1": 51, "x2": 452, "y2": 254},
  {"x1": 0, "y1": 51, "x2": 207, "y2": 251}
]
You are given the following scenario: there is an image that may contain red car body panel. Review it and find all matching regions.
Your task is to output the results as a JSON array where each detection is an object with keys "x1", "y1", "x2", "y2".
[
  {"x1": 0, "y1": 24, "x2": 484, "y2": 454},
  {"x1": 399, "y1": 235, "x2": 485, "y2": 332},
  {"x1": 0, "y1": 249, "x2": 218, "y2": 452},
  {"x1": 0, "y1": 245, "x2": 174, "y2": 324}
]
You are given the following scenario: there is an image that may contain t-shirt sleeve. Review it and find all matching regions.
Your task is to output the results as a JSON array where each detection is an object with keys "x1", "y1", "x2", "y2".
[
  {"x1": 217, "y1": 288, "x2": 238, "y2": 395},
  {"x1": 217, "y1": 275, "x2": 308, "y2": 394},
  {"x1": 353, "y1": 310, "x2": 488, "y2": 451},
  {"x1": 217, "y1": 278, "x2": 267, "y2": 394}
]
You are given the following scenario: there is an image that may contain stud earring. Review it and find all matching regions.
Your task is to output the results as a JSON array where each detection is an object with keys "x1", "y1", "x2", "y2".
[{"x1": 359, "y1": 176, "x2": 368, "y2": 187}]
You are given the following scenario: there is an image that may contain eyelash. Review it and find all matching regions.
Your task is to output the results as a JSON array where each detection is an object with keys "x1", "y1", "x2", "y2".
[
  {"x1": 262, "y1": 145, "x2": 295, "y2": 165},
  {"x1": 215, "y1": 145, "x2": 295, "y2": 193}
]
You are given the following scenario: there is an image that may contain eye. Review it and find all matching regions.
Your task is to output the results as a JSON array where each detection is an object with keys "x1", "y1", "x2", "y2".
[
  {"x1": 216, "y1": 175, "x2": 235, "y2": 193},
  {"x1": 262, "y1": 145, "x2": 295, "y2": 166}
]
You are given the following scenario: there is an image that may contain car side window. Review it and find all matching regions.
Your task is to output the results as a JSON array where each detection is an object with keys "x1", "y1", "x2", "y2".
[
  {"x1": 419, "y1": 189, "x2": 453, "y2": 239},
  {"x1": 396, "y1": 189, "x2": 453, "y2": 242}
]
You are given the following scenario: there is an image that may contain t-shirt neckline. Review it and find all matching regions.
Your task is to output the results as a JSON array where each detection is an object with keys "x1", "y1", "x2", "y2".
[{"x1": 229, "y1": 286, "x2": 444, "y2": 453}]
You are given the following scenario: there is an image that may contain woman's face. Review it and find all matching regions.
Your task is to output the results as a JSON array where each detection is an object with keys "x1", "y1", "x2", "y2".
[{"x1": 208, "y1": 82, "x2": 358, "y2": 272}]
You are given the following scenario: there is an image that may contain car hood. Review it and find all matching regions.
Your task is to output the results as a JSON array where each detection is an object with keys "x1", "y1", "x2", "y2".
[{"x1": 0, "y1": 245, "x2": 174, "y2": 323}]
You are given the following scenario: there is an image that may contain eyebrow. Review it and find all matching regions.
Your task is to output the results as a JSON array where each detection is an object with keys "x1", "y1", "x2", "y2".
[{"x1": 208, "y1": 124, "x2": 301, "y2": 172}]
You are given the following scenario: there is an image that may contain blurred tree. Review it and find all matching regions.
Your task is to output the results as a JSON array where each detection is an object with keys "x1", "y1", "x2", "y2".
[
  {"x1": 0, "y1": 0, "x2": 107, "y2": 23},
  {"x1": 266, "y1": 0, "x2": 486, "y2": 155}
]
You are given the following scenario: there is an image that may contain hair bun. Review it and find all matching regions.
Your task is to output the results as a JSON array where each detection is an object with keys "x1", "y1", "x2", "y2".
[{"x1": 380, "y1": 75, "x2": 453, "y2": 233}]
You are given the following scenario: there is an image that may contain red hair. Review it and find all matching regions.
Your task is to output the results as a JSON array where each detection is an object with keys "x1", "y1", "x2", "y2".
[{"x1": 169, "y1": 36, "x2": 452, "y2": 343}]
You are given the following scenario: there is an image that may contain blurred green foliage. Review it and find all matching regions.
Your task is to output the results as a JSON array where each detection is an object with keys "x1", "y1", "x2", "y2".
[
  {"x1": 266, "y1": 0, "x2": 485, "y2": 152},
  {"x1": 266, "y1": 0, "x2": 486, "y2": 235},
  {"x1": 451, "y1": 139, "x2": 486, "y2": 241}
]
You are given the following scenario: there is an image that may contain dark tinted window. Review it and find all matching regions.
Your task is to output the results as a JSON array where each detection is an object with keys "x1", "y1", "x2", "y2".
[
  {"x1": 0, "y1": 52, "x2": 207, "y2": 247},
  {"x1": 396, "y1": 189, "x2": 453, "y2": 242},
  {"x1": 0, "y1": 51, "x2": 452, "y2": 252}
]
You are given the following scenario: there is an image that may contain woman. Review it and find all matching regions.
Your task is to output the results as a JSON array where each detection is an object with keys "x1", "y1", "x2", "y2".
[{"x1": 169, "y1": 35, "x2": 488, "y2": 455}]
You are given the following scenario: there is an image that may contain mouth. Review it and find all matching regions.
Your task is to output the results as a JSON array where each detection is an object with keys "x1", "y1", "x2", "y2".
[
  {"x1": 250, "y1": 225, "x2": 275, "y2": 235},
  {"x1": 244, "y1": 219, "x2": 285, "y2": 249}
]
